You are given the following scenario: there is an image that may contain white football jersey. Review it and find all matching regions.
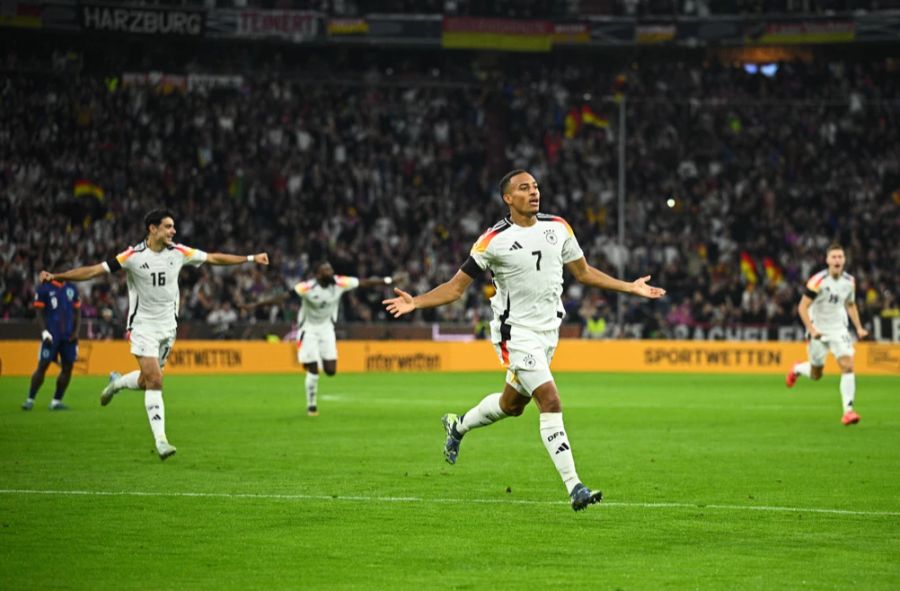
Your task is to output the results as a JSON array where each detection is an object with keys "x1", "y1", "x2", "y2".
[
  {"x1": 805, "y1": 269, "x2": 855, "y2": 335},
  {"x1": 464, "y1": 214, "x2": 584, "y2": 336},
  {"x1": 104, "y1": 241, "x2": 207, "y2": 332},
  {"x1": 293, "y1": 275, "x2": 359, "y2": 328}
]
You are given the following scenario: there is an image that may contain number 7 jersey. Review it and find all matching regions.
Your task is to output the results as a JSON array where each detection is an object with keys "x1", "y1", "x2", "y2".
[
  {"x1": 103, "y1": 241, "x2": 208, "y2": 332},
  {"x1": 462, "y1": 214, "x2": 584, "y2": 334}
]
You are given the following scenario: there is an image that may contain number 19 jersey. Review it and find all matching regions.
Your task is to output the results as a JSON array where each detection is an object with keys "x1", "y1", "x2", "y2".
[{"x1": 462, "y1": 214, "x2": 584, "y2": 336}]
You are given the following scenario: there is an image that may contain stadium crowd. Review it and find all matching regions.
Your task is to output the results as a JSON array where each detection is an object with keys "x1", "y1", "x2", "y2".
[{"x1": 2, "y1": 47, "x2": 898, "y2": 338}]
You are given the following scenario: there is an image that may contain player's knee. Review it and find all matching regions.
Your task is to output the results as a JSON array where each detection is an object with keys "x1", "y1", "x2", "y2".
[
  {"x1": 810, "y1": 369, "x2": 824, "y2": 381},
  {"x1": 143, "y1": 373, "x2": 163, "y2": 390},
  {"x1": 324, "y1": 368, "x2": 336, "y2": 376},
  {"x1": 501, "y1": 401, "x2": 525, "y2": 417},
  {"x1": 840, "y1": 363, "x2": 854, "y2": 374},
  {"x1": 305, "y1": 364, "x2": 319, "y2": 375}
]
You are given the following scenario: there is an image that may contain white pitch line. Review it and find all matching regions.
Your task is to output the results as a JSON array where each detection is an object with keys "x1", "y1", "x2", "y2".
[{"x1": 0, "y1": 489, "x2": 897, "y2": 517}]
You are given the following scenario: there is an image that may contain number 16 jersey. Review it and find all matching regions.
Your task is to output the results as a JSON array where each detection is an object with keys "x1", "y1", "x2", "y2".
[
  {"x1": 461, "y1": 214, "x2": 584, "y2": 336},
  {"x1": 103, "y1": 241, "x2": 208, "y2": 333}
]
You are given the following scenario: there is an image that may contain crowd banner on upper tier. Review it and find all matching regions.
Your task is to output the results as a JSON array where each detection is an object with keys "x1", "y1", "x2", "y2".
[
  {"x1": 1, "y1": 340, "x2": 898, "y2": 377},
  {"x1": 79, "y1": 3, "x2": 206, "y2": 36},
  {"x1": 442, "y1": 17, "x2": 554, "y2": 52}
]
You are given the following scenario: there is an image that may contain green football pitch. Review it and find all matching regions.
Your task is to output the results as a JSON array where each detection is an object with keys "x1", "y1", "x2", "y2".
[{"x1": 1, "y1": 371, "x2": 898, "y2": 590}]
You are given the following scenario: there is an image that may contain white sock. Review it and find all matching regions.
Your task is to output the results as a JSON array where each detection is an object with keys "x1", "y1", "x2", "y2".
[
  {"x1": 840, "y1": 373, "x2": 856, "y2": 413},
  {"x1": 305, "y1": 373, "x2": 319, "y2": 408},
  {"x1": 114, "y1": 370, "x2": 141, "y2": 392},
  {"x1": 457, "y1": 393, "x2": 507, "y2": 435},
  {"x1": 540, "y1": 412, "x2": 580, "y2": 495},
  {"x1": 793, "y1": 361, "x2": 812, "y2": 378},
  {"x1": 145, "y1": 390, "x2": 167, "y2": 444}
]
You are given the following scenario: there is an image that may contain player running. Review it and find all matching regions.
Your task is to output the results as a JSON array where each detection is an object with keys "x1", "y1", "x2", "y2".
[
  {"x1": 244, "y1": 261, "x2": 393, "y2": 415},
  {"x1": 786, "y1": 243, "x2": 869, "y2": 425},
  {"x1": 39, "y1": 209, "x2": 269, "y2": 460},
  {"x1": 384, "y1": 170, "x2": 665, "y2": 511},
  {"x1": 21, "y1": 280, "x2": 81, "y2": 411}
]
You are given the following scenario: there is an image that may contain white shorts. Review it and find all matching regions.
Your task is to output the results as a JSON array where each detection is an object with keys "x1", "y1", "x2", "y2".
[
  {"x1": 808, "y1": 331, "x2": 854, "y2": 367},
  {"x1": 297, "y1": 325, "x2": 338, "y2": 365},
  {"x1": 492, "y1": 326, "x2": 558, "y2": 397},
  {"x1": 129, "y1": 326, "x2": 176, "y2": 368}
]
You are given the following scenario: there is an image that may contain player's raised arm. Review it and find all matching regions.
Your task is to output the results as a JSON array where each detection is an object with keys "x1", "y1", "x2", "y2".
[
  {"x1": 206, "y1": 252, "x2": 269, "y2": 266},
  {"x1": 565, "y1": 257, "x2": 665, "y2": 299},
  {"x1": 358, "y1": 276, "x2": 394, "y2": 289},
  {"x1": 383, "y1": 270, "x2": 473, "y2": 318},
  {"x1": 39, "y1": 264, "x2": 107, "y2": 284}
]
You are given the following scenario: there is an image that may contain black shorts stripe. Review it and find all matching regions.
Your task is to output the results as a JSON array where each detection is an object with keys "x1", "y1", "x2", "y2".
[{"x1": 128, "y1": 297, "x2": 139, "y2": 331}]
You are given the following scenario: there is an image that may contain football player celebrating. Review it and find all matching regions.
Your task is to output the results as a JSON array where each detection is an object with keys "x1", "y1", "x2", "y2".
[
  {"x1": 384, "y1": 170, "x2": 665, "y2": 511},
  {"x1": 39, "y1": 209, "x2": 269, "y2": 460}
]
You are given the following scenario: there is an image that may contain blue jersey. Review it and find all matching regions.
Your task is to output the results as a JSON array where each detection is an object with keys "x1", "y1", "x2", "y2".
[{"x1": 33, "y1": 281, "x2": 81, "y2": 340}]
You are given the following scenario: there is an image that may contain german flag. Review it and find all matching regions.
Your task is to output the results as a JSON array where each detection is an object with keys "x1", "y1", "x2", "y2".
[
  {"x1": 763, "y1": 257, "x2": 783, "y2": 285},
  {"x1": 740, "y1": 251, "x2": 759, "y2": 284},
  {"x1": 73, "y1": 180, "x2": 104, "y2": 201},
  {"x1": 581, "y1": 105, "x2": 609, "y2": 128},
  {"x1": 564, "y1": 107, "x2": 581, "y2": 139}
]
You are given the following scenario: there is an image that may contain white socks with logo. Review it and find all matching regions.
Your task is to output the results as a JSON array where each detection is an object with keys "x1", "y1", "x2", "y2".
[
  {"x1": 145, "y1": 389, "x2": 167, "y2": 444},
  {"x1": 458, "y1": 393, "x2": 507, "y2": 435},
  {"x1": 114, "y1": 370, "x2": 141, "y2": 392},
  {"x1": 793, "y1": 362, "x2": 812, "y2": 378},
  {"x1": 305, "y1": 373, "x2": 319, "y2": 408},
  {"x1": 540, "y1": 412, "x2": 580, "y2": 495},
  {"x1": 840, "y1": 373, "x2": 856, "y2": 413}
]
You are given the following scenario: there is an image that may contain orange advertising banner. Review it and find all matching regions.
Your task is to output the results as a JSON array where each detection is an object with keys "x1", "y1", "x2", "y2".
[{"x1": 1, "y1": 340, "x2": 898, "y2": 377}]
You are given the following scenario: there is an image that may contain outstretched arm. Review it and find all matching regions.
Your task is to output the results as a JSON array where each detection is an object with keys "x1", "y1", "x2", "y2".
[
  {"x1": 358, "y1": 276, "x2": 394, "y2": 289},
  {"x1": 207, "y1": 252, "x2": 269, "y2": 266},
  {"x1": 39, "y1": 264, "x2": 107, "y2": 283},
  {"x1": 565, "y1": 257, "x2": 665, "y2": 299},
  {"x1": 383, "y1": 271, "x2": 473, "y2": 318}
]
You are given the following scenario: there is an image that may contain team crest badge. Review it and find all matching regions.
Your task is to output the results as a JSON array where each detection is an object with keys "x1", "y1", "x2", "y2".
[
  {"x1": 544, "y1": 229, "x2": 558, "y2": 245},
  {"x1": 523, "y1": 354, "x2": 537, "y2": 369}
]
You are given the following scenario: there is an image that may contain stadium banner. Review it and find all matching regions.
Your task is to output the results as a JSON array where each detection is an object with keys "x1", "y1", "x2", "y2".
[
  {"x1": 0, "y1": 1, "x2": 41, "y2": 28},
  {"x1": 206, "y1": 9, "x2": 320, "y2": 42},
  {"x1": 677, "y1": 18, "x2": 744, "y2": 44},
  {"x1": 442, "y1": 17, "x2": 553, "y2": 52},
  {"x1": 365, "y1": 14, "x2": 443, "y2": 42},
  {"x1": 587, "y1": 17, "x2": 635, "y2": 45},
  {"x1": 744, "y1": 19, "x2": 855, "y2": 45},
  {"x1": 327, "y1": 17, "x2": 368, "y2": 36},
  {"x1": 2, "y1": 340, "x2": 898, "y2": 377},
  {"x1": 553, "y1": 22, "x2": 590, "y2": 45},
  {"x1": 636, "y1": 23, "x2": 677, "y2": 44},
  {"x1": 79, "y1": 3, "x2": 205, "y2": 36},
  {"x1": 856, "y1": 12, "x2": 900, "y2": 42},
  {"x1": 40, "y1": 0, "x2": 79, "y2": 32}
]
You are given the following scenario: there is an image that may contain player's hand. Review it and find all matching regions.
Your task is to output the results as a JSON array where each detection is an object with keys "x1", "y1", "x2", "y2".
[
  {"x1": 857, "y1": 327, "x2": 869, "y2": 340},
  {"x1": 252, "y1": 253, "x2": 269, "y2": 265},
  {"x1": 808, "y1": 326, "x2": 823, "y2": 340},
  {"x1": 630, "y1": 275, "x2": 666, "y2": 299},
  {"x1": 383, "y1": 288, "x2": 416, "y2": 318},
  {"x1": 39, "y1": 271, "x2": 55, "y2": 283},
  {"x1": 41, "y1": 330, "x2": 53, "y2": 344}
]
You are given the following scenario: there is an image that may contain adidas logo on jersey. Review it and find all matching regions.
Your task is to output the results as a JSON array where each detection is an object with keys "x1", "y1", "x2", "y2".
[
  {"x1": 509, "y1": 241, "x2": 523, "y2": 251},
  {"x1": 140, "y1": 263, "x2": 150, "y2": 270}
]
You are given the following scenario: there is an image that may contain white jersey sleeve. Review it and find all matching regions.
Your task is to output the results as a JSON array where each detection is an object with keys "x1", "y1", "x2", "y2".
[
  {"x1": 173, "y1": 244, "x2": 207, "y2": 267},
  {"x1": 335, "y1": 276, "x2": 360, "y2": 294},
  {"x1": 557, "y1": 217, "x2": 584, "y2": 263}
]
